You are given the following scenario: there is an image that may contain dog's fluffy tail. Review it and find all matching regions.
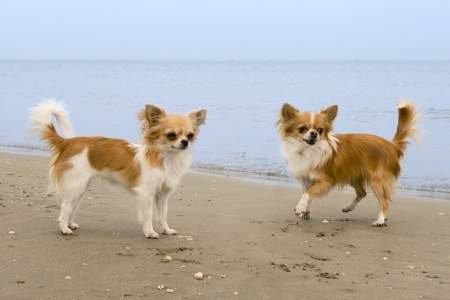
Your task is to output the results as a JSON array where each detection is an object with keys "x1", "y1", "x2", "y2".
[
  {"x1": 392, "y1": 101, "x2": 417, "y2": 158},
  {"x1": 29, "y1": 99, "x2": 74, "y2": 152}
]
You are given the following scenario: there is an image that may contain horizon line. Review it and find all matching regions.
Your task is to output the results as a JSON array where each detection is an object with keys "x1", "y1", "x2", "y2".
[{"x1": 1, "y1": 58, "x2": 449, "y2": 62}]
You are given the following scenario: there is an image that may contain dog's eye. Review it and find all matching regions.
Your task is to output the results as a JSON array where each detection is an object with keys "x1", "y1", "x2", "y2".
[
  {"x1": 317, "y1": 128, "x2": 324, "y2": 134},
  {"x1": 166, "y1": 132, "x2": 177, "y2": 141},
  {"x1": 298, "y1": 126, "x2": 308, "y2": 134},
  {"x1": 187, "y1": 132, "x2": 195, "y2": 140}
]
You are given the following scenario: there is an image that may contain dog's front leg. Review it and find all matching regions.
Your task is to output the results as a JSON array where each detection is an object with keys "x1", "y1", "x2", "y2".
[
  {"x1": 294, "y1": 177, "x2": 312, "y2": 219},
  {"x1": 295, "y1": 179, "x2": 332, "y2": 220},
  {"x1": 137, "y1": 191, "x2": 160, "y2": 239},
  {"x1": 295, "y1": 193, "x2": 312, "y2": 219},
  {"x1": 158, "y1": 188, "x2": 178, "y2": 235}
]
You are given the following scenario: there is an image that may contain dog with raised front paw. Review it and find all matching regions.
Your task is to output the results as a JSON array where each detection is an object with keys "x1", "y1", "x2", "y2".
[{"x1": 277, "y1": 101, "x2": 417, "y2": 226}]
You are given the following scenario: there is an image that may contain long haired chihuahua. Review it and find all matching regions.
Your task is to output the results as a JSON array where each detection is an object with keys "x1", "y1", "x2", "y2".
[
  {"x1": 30, "y1": 100, "x2": 206, "y2": 237},
  {"x1": 277, "y1": 101, "x2": 416, "y2": 226}
]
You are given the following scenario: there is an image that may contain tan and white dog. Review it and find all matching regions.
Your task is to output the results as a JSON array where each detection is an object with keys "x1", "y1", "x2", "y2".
[
  {"x1": 30, "y1": 100, "x2": 206, "y2": 238},
  {"x1": 277, "y1": 101, "x2": 416, "y2": 226}
]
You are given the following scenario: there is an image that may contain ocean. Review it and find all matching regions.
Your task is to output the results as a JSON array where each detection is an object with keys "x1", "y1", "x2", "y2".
[{"x1": 1, "y1": 60, "x2": 449, "y2": 198}]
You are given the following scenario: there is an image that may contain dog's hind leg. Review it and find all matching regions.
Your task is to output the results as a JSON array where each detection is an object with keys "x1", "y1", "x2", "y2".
[
  {"x1": 57, "y1": 178, "x2": 89, "y2": 235},
  {"x1": 68, "y1": 187, "x2": 88, "y2": 231},
  {"x1": 342, "y1": 181, "x2": 367, "y2": 213},
  {"x1": 369, "y1": 176, "x2": 394, "y2": 227}
]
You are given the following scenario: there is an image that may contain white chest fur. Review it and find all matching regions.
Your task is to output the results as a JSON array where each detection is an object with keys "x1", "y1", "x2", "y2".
[
  {"x1": 281, "y1": 137, "x2": 333, "y2": 180},
  {"x1": 162, "y1": 150, "x2": 193, "y2": 189}
]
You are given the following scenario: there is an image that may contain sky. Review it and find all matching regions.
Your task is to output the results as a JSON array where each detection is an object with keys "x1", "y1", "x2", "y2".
[{"x1": 0, "y1": 0, "x2": 449, "y2": 60}]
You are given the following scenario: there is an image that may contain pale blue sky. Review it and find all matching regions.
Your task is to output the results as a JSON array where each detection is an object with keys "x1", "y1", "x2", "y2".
[{"x1": 1, "y1": 0, "x2": 449, "y2": 60}]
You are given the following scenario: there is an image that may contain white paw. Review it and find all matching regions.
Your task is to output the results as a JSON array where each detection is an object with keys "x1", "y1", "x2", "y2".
[
  {"x1": 342, "y1": 206, "x2": 353, "y2": 213},
  {"x1": 69, "y1": 222, "x2": 80, "y2": 230},
  {"x1": 294, "y1": 208, "x2": 311, "y2": 220},
  {"x1": 60, "y1": 227, "x2": 74, "y2": 235},
  {"x1": 372, "y1": 220, "x2": 387, "y2": 227},
  {"x1": 144, "y1": 230, "x2": 160, "y2": 239},
  {"x1": 163, "y1": 228, "x2": 178, "y2": 235}
]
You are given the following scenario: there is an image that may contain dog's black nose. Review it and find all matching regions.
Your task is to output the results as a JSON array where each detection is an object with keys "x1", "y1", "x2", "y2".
[
  {"x1": 180, "y1": 139, "x2": 189, "y2": 147},
  {"x1": 310, "y1": 131, "x2": 318, "y2": 138}
]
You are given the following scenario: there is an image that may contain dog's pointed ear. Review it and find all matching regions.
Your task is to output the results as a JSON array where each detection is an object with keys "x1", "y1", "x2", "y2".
[
  {"x1": 281, "y1": 103, "x2": 299, "y2": 120},
  {"x1": 188, "y1": 109, "x2": 207, "y2": 126},
  {"x1": 321, "y1": 105, "x2": 338, "y2": 122},
  {"x1": 138, "y1": 104, "x2": 166, "y2": 127}
]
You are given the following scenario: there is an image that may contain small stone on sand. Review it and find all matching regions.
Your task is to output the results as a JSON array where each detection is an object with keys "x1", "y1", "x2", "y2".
[
  {"x1": 383, "y1": 257, "x2": 389, "y2": 261},
  {"x1": 166, "y1": 288, "x2": 174, "y2": 293},
  {"x1": 157, "y1": 285, "x2": 165, "y2": 290},
  {"x1": 162, "y1": 256, "x2": 172, "y2": 262},
  {"x1": 193, "y1": 272, "x2": 204, "y2": 280},
  {"x1": 8, "y1": 231, "x2": 15, "y2": 234},
  {"x1": 65, "y1": 275, "x2": 72, "y2": 280},
  {"x1": 321, "y1": 219, "x2": 329, "y2": 223}
]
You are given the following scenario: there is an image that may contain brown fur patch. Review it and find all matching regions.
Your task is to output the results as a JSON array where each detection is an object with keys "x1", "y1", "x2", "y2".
[
  {"x1": 146, "y1": 148, "x2": 163, "y2": 168},
  {"x1": 51, "y1": 137, "x2": 141, "y2": 188}
]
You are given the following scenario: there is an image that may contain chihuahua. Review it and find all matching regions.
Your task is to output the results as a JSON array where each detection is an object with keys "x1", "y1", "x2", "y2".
[
  {"x1": 277, "y1": 101, "x2": 416, "y2": 226},
  {"x1": 30, "y1": 100, "x2": 206, "y2": 237}
]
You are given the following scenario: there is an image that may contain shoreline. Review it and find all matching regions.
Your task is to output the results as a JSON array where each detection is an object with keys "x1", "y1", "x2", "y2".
[{"x1": 1, "y1": 144, "x2": 449, "y2": 201}]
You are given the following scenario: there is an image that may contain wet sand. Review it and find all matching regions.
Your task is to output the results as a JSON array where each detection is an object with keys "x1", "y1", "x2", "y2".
[{"x1": 0, "y1": 152, "x2": 449, "y2": 300}]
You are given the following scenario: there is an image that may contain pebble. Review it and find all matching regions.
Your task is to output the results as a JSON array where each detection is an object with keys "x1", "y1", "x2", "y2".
[
  {"x1": 65, "y1": 275, "x2": 72, "y2": 280},
  {"x1": 81, "y1": 262, "x2": 88, "y2": 266},
  {"x1": 438, "y1": 212, "x2": 445, "y2": 216},
  {"x1": 187, "y1": 237, "x2": 193, "y2": 241},
  {"x1": 233, "y1": 292, "x2": 239, "y2": 295},
  {"x1": 220, "y1": 274, "x2": 227, "y2": 278},
  {"x1": 193, "y1": 272, "x2": 204, "y2": 280},
  {"x1": 157, "y1": 285, "x2": 165, "y2": 290},
  {"x1": 162, "y1": 256, "x2": 172, "y2": 262},
  {"x1": 8, "y1": 231, "x2": 15, "y2": 234},
  {"x1": 105, "y1": 289, "x2": 112, "y2": 292},
  {"x1": 345, "y1": 251, "x2": 351, "y2": 255},
  {"x1": 407, "y1": 265, "x2": 415, "y2": 269},
  {"x1": 383, "y1": 257, "x2": 389, "y2": 261},
  {"x1": 166, "y1": 288, "x2": 174, "y2": 293},
  {"x1": 321, "y1": 219, "x2": 329, "y2": 223}
]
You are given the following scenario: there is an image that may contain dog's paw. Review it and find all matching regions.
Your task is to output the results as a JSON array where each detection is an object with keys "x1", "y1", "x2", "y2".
[
  {"x1": 371, "y1": 220, "x2": 387, "y2": 227},
  {"x1": 295, "y1": 208, "x2": 311, "y2": 220},
  {"x1": 342, "y1": 206, "x2": 353, "y2": 213},
  {"x1": 300, "y1": 211, "x2": 311, "y2": 220},
  {"x1": 144, "y1": 230, "x2": 160, "y2": 239},
  {"x1": 60, "y1": 227, "x2": 74, "y2": 235},
  {"x1": 163, "y1": 228, "x2": 178, "y2": 235},
  {"x1": 69, "y1": 222, "x2": 80, "y2": 230}
]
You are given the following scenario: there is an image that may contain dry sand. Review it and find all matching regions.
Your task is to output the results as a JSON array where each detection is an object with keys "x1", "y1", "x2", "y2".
[{"x1": 0, "y1": 152, "x2": 449, "y2": 300}]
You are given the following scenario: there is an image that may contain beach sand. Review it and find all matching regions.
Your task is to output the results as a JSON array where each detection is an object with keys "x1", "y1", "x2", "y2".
[{"x1": 0, "y1": 152, "x2": 449, "y2": 300}]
